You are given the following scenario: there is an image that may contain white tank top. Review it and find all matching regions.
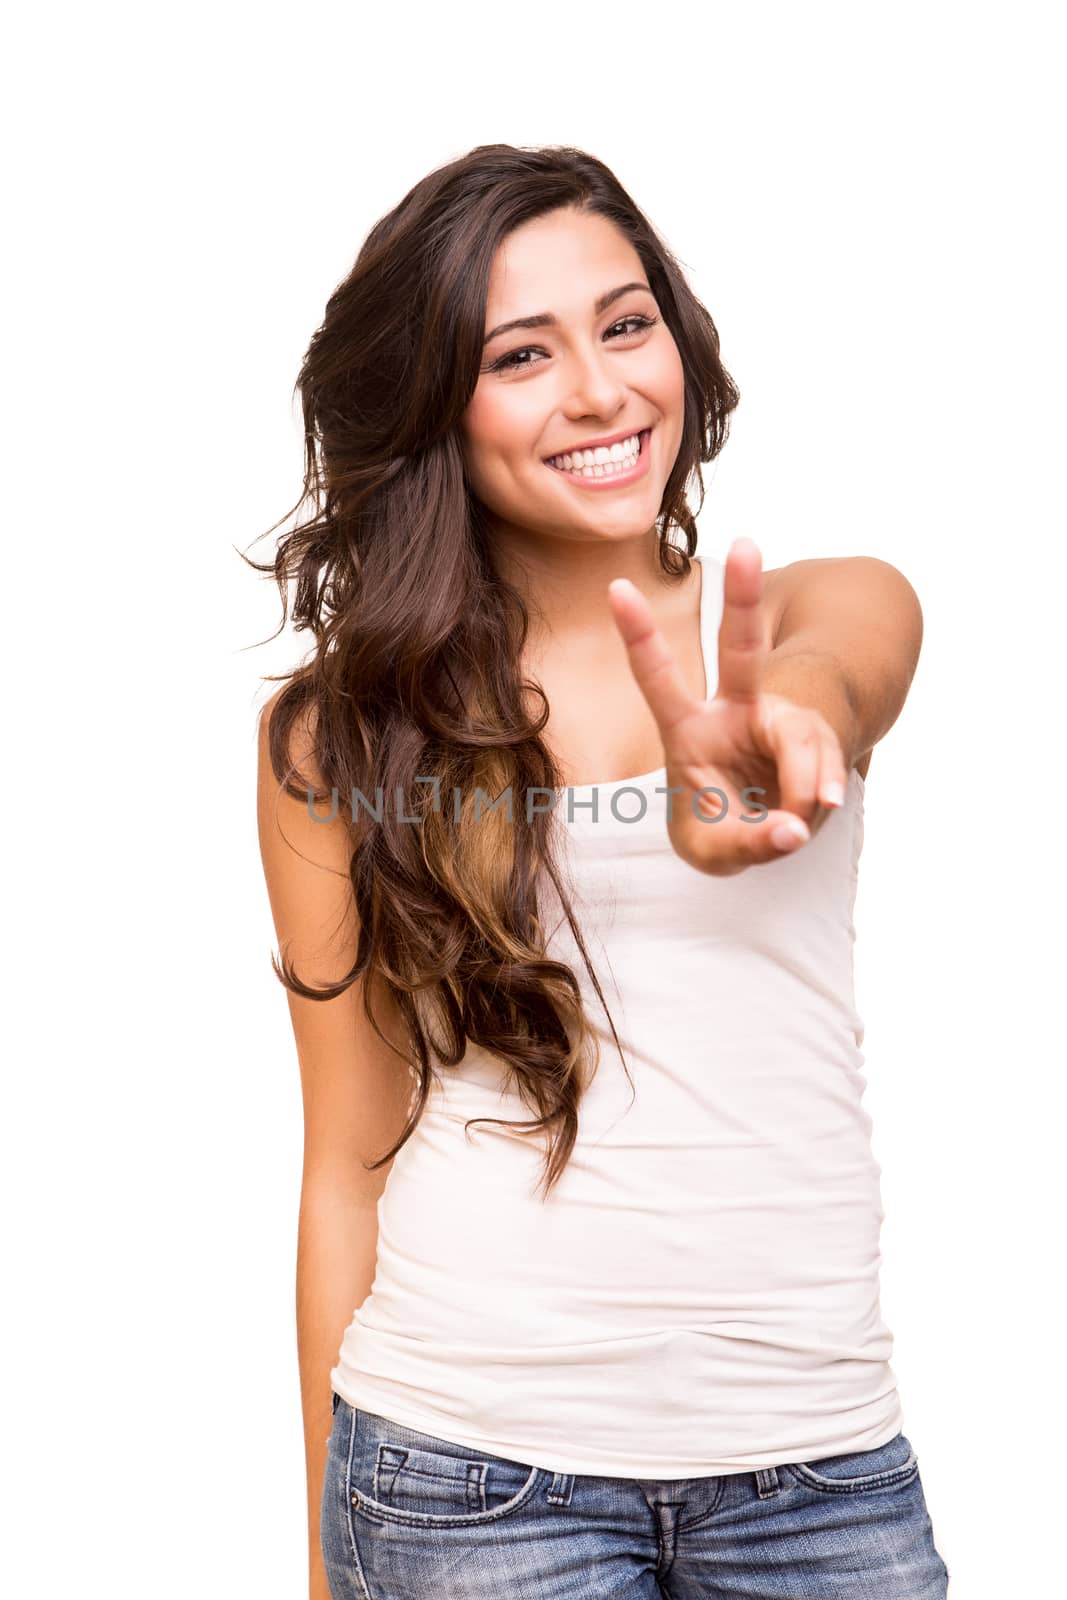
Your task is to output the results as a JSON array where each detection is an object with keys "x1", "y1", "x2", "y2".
[{"x1": 331, "y1": 553, "x2": 904, "y2": 1478}]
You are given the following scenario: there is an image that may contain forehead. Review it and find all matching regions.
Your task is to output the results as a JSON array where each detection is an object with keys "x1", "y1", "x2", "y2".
[{"x1": 483, "y1": 208, "x2": 645, "y2": 319}]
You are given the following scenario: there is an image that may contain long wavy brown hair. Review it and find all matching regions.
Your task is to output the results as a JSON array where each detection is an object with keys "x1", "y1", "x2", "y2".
[{"x1": 245, "y1": 143, "x2": 738, "y2": 1200}]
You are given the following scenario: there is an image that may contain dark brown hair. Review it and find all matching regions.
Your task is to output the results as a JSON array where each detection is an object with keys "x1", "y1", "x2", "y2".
[{"x1": 246, "y1": 143, "x2": 738, "y2": 1200}]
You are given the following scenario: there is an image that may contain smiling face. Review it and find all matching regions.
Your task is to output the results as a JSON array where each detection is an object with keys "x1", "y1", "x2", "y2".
[{"x1": 459, "y1": 206, "x2": 686, "y2": 551}]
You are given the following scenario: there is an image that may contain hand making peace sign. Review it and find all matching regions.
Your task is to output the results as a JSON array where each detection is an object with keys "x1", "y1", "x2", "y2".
[{"x1": 608, "y1": 538, "x2": 848, "y2": 877}]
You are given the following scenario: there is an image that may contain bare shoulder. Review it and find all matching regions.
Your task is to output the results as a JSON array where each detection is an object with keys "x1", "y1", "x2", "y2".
[
  {"x1": 765, "y1": 556, "x2": 922, "y2": 630},
  {"x1": 257, "y1": 684, "x2": 342, "y2": 876}
]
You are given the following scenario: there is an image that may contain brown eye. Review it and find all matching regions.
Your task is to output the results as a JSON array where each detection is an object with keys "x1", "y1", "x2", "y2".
[{"x1": 487, "y1": 314, "x2": 659, "y2": 374}]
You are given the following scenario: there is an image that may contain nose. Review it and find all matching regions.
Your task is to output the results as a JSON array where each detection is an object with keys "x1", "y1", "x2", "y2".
[{"x1": 559, "y1": 342, "x2": 629, "y2": 424}]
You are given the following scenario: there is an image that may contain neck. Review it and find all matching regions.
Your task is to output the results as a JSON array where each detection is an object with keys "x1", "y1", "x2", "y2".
[{"x1": 488, "y1": 526, "x2": 686, "y2": 645}]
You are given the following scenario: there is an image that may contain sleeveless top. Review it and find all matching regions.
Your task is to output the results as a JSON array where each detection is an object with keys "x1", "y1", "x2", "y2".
[{"x1": 330, "y1": 553, "x2": 904, "y2": 1478}]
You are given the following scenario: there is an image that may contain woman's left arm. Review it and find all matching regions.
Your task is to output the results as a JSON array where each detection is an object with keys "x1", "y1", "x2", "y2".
[
  {"x1": 609, "y1": 543, "x2": 925, "y2": 875},
  {"x1": 761, "y1": 556, "x2": 925, "y2": 778}
]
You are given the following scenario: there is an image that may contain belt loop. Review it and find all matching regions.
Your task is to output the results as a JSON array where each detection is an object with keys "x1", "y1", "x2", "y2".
[
  {"x1": 755, "y1": 1466, "x2": 781, "y2": 1498},
  {"x1": 546, "y1": 1470, "x2": 574, "y2": 1506}
]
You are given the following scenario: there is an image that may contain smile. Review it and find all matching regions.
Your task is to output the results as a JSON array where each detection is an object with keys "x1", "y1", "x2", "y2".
[{"x1": 544, "y1": 428, "x2": 653, "y2": 489}]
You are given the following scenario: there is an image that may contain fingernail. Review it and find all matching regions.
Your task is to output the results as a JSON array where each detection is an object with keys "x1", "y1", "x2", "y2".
[
  {"x1": 821, "y1": 781, "x2": 845, "y2": 807},
  {"x1": 771, "y1": 818, "x2": 809, "y2": 851}
]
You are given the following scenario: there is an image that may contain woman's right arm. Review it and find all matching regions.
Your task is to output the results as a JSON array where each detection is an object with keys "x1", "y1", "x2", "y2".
[{"x1": 256, "y1": 689, "x2": 415, "y2": 1600}]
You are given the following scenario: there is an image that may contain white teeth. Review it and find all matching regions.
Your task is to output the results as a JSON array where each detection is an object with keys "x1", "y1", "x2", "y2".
[{"x1": 547, "y1": 431, "x2": 644, "y2": 475}]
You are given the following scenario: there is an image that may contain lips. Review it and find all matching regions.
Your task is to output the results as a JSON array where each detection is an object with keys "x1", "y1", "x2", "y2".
[
  {"x1": 543, "y1": 425, "x2": 653, "y2": 466},
  {"x1": 545, "y1": 427, "x2": 652, "y2": 472},
  {"x1": 542, "y1": 428, "x2": 654, "y2": 491}
]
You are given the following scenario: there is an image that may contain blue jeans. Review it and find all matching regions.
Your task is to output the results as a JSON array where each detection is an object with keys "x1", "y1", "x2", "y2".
[{"x1": 322, "y1": 1394, "x2": 950, "y2": 1598}]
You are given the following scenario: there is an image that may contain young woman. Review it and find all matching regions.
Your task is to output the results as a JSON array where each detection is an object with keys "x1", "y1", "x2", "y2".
[{"x1": 254, "y1": 144, "x2": 950, "y2": 1600}]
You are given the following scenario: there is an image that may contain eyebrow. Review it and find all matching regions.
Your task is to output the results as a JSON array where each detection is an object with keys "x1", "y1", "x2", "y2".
[{"x1": 483, "y1": 281, "x2": 654, "y2": 345}]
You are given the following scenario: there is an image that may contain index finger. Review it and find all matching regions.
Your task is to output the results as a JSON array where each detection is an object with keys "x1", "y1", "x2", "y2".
[
  {"x1": 717, "y1": 538, "x2": 768, "y2": 704},
  {"x1": 607, "y1": 576, "x2": 700, "y2": 743}
]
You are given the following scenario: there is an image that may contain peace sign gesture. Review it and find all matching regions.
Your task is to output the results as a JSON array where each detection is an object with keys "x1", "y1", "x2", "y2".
[{"x1": 608, "y1": 539, "x2": 848, "y2": 876}]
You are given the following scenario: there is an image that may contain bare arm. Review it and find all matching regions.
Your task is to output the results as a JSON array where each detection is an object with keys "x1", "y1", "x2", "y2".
[
  {"x1": 256, "y1": 689, "x2": 414, "y2": 1600},
  {"x1": 762, "y1": 555, "x2": 924, "y2": 782}
]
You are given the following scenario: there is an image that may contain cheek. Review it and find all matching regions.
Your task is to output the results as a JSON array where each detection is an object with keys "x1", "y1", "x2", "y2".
[
  {"x1": 462, "y1": 389, "x2": 541, "y2": 483},
  {"x1": 645, "y1": 341, "x2": 687, "y2": 469},
  {"x1": 648, "y1": 336, "x2": 686, "y2": 409}
]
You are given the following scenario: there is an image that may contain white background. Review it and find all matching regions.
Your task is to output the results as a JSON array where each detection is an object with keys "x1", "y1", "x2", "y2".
[{"x1": 5, "y1": 3, "x2": 1064, "y2": 1594}]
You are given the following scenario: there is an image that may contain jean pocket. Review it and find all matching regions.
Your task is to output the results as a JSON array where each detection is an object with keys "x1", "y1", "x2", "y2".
[
  {"x1": 346, "y1": 1408, "x2": 544, "y2": 1529},
  {"x1": 786, "y1": 1430, "x2": 919, "y2": 1494}
]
